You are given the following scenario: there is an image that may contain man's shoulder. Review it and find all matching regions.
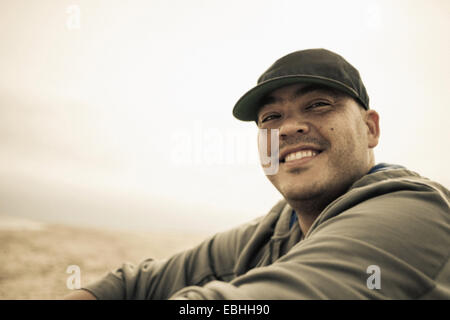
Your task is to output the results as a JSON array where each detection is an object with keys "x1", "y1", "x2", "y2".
[
  {"x1": 311, "y1": 164, "x2": 449, "y2": 231},
  {"x1": 352, "y1": 163, "x2": 449, "y2": 199}
]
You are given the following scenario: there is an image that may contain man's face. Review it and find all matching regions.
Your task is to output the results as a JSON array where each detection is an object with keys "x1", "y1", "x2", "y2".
[{"x1": 257, "y1": 83, "x2": 379, "y2": 204}]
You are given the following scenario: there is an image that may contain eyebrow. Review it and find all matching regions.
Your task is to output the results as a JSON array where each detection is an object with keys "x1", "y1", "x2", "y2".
[{"x1": 259, "y1": 84, "x2": 342, "y2": 108}]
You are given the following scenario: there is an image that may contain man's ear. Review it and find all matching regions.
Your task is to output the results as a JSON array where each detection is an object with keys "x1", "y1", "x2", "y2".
[{"x1": 365, "y1": 109, "x2": 380, "y2": 148}]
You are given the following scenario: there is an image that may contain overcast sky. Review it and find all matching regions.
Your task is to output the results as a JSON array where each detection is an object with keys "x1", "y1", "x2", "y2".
[{"x1": 0, "y1": 0, "x2": 449, "y2": 233}]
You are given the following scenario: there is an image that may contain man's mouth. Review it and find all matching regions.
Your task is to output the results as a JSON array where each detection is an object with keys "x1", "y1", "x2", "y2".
[
  {"x1": 282, "y1": 149, "x2": 321, "y2": 163},
  {"x1": 279, "y1": 146, "x2": 324, "y2": 164}
]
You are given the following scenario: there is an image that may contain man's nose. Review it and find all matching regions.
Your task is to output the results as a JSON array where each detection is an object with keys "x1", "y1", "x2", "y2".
[{"x1": 279, "y1": 117, "x2": 310, "y2": 138}]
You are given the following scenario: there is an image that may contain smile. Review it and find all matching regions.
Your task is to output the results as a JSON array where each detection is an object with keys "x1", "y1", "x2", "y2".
[
  {"x1": 284, "y1": 149, "x2": 319, "y2": 163},
  {"x1": 279, "y1": 148, "x2": 324, "y2": 169}
]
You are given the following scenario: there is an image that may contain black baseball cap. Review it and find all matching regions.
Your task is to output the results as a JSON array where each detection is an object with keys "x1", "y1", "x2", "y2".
[{"x1": 232, "y1": 48, "x2": 369, "y2": 122}]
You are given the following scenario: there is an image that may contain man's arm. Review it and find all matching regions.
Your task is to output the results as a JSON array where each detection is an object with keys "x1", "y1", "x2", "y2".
[
  {"x1": 64, "y1": 215, "x2": 262, "y2": 300},
  {"x1": 170, "y1": 187, "x2": 450, "y2": 299},
  {"x1": 64, "y1": 289, "x2": 97, "y2": 300}
]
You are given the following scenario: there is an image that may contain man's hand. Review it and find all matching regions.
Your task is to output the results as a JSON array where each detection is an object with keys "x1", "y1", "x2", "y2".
[{"x1": 63, "y1": 289, "x2": 97, "y2": 300}]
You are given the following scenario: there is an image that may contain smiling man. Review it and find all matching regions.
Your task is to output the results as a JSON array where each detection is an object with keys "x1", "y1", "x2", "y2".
[
  {"x1": 65, "y1": 48, "x2": 450, "y2": 300},
  {"x1": 255, "y1": 81, "x2": 380, "y2": 237}
]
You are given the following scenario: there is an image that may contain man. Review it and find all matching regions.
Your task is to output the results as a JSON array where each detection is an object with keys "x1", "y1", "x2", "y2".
[{"x1": 65, "y1": 48, "x2": 450, "y2": 299}]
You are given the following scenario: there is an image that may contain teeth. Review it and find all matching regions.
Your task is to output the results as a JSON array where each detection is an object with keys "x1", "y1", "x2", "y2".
[{"x1": 284, "y1": 150, "x2": 318, "y2": 162}]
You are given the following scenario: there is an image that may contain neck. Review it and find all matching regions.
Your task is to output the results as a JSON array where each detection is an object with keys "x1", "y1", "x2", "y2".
[
  {"x1": 289, "y1": 197, "x2": 328, "y2": 236},
  {"x1": 288, "y1": 176, "x2": 358, "y2": 236},
  {"x1": 288, "y1": 162, "x2": 375, "y2": 236}
]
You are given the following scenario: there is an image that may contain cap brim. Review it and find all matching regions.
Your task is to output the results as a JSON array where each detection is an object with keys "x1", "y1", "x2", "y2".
[{"x1": 232, "y1": 75, "x2": 363, "y2": 122}]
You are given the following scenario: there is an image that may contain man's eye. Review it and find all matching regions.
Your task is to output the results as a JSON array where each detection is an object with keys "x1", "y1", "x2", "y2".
[
  {"x1": 306, "y1": 101, "x2": 330, "y2": 109},
  {"x1": 261, "y1": 114, "x2": 280, "y2": 123}
]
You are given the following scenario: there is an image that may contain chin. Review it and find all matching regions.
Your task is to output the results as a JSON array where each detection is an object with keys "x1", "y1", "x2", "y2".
[{"x1": 280, "y1": 181, "x2": 326, "y2": 201}]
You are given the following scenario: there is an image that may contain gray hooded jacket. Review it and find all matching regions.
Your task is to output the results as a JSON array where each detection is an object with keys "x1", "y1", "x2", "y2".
[{"x1": 82, "y1": 166, "x2": 450, "y2": 299}]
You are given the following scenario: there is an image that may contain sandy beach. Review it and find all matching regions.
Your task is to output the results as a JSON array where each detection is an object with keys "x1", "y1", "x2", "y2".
[{"x1": 0, "y1": 215, "x2": 209, "y2": 300}]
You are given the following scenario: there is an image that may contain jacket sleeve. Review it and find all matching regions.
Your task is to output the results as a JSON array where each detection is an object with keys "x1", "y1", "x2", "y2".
[
  {"x1": 169, "y1": 186, "x2": 450, "y2": 299},
  {"x1": 81, "y1": 217, "x2": 261, "y2": 300}
]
